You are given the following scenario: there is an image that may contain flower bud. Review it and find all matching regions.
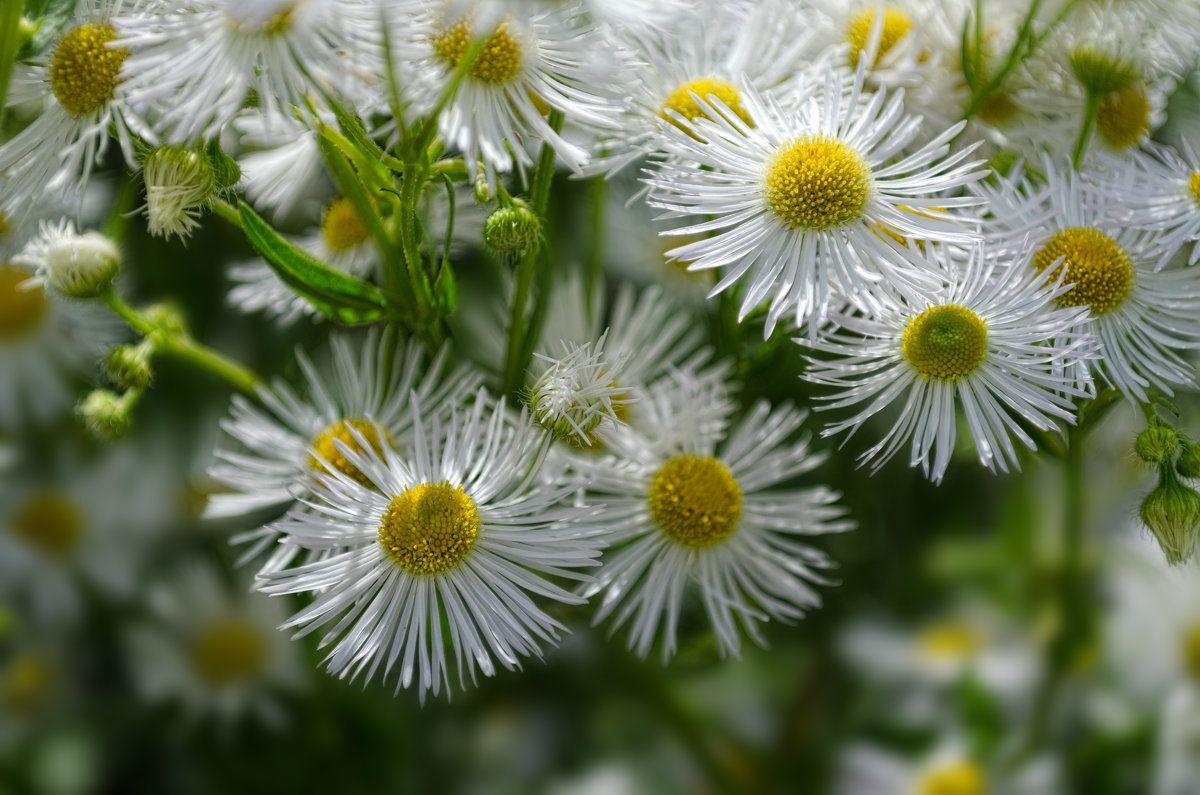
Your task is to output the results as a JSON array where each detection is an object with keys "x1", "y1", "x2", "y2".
[
  {"x1": 143, "y1": 302, "x2": 187, "y2": 335},
  {"x1": 483, "y1": 202, "x2": 541, "y2": 256},
  {"x1": 1140, "y1": 472, "x2": 1200, "y2": 565},
  {"x1": 472, "y1": 169, "x2": 492, "y2": 204},
  {"x1": 528, "y1": 335, "x2": 629, "y2": 443},
  {"x1": 1069, "y1": 46, "x2": 1140, "y2": 95},
  {"x1": 104, "y1": 340, "x2": 155, "y2": 391},
  {"x1": 14, "y1": 221, "x2": 119, "y2": 300},
  {"x1": 1135, "y1": 425, "x2": 1179, "y2": 464},
  {"x1": 77, "y1": 389, "x2": 134, "y2": 441},
  {"x1": 143, "y1": 145, "x2": 216, "y2": 239},
  {"x1": 1178, "y1": 444, "x2": 1200, "y2": 479}
]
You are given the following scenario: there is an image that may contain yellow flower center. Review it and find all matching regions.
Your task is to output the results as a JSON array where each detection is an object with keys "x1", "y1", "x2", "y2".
[
  {"x1": 3, "y1": 654, "x2": 55, "y2": 714},
  {"x1": 660, "y1": 78, "x2": 753, "y2": 134},
  {"x1": 11, "y1": 491, "x2": 84, "y2": 560},
  {"x1": 0, "y1": 266, "x2": 48, "y2": 340},
  {"x1": 432, "y1": 18, "x2": 522, "y2": 84},
  {"x1": 320, "y1": 197, "x2": 371, "y2": 252},
  {"x1": 307, "y1": 418, "x2": 387, "y2": 489},
  {"x1": 902, "y1": 305, "x2": 988, "y2": 381},
  {"x1": 917, "y1": 621, "x2": 983, "y2": 661},
  {"x1": 1097, "y1": 85, "x2": 1150, "y2": 150},
  {"x1": 49, "y1": 23, "x2": 128, "y2": 117},
  {"x1": 1032, "y1": 227, "x2": 1135, "y2": 314},
  {"x1": 190, "y1": 618, "x2": 268, "y2": 686},
  {"x1": 765, "y1": 136, "x2": 872, "y2": 230},
  {"x1": 846, "y1": 6, "x2": 913, "y2": 68},
  {"x1": 379, "y1": 481, "x2": 480, "y2": 575},
  {"x1": 648, "y1": 455, "x2": 743, "y2": 548},
  {"x1": 976, "y1": 92, "x2": 1020, "y2": 126},
  {"x1": 1187, "y1": 167, "x2": 1200, "y2": 207},
  {"x1": 0, "y1": 212, "x2": 9, "y2": 240},
  {"x1": 1181, "y1": 623, "x2": 1200, "y2": 685},
  {"x1": 916, "y1": 761, "x2": 987, "y2": 795}
]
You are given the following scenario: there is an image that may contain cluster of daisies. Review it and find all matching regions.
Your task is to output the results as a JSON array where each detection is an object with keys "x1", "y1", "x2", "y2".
[{"x1": 3, "y1": 0, "x2": 1200, "y2": 703}]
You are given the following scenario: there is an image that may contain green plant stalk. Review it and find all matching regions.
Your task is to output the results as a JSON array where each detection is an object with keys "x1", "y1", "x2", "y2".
[
  {"x1": 0, "y1": 2, "x2": 25, "y2": 127},
  {"x1": 584, "y1": 173, "x2": 608, "y2": 327},
  {"x1": 1072, "y1": 88, "x2": 1103, "y2": 170}
]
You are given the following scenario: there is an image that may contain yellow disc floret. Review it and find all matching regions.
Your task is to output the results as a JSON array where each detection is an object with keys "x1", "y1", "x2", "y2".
[
  {"x1": 308, "y1": 418, "x2": 387, "y2": 488},
  {"x1": 1032, "y1": 227, "x2": 1135, "y2": 314},
  {"x1": 11, "y1": 491, "x2": 84, "y2": 560},
  {"x1": 976, "y1": 92, "x2": 1020, "y2": 126},
  {"x1": 190, "y1": 618, "x2": 268, "y2": 686},
  {"x1": 50, "y1": 23, "x2": 128, "y2": 117},
  {"x1": 321, "y1": 197, "x2": 371, "y2": 252},
  {"x1": 660, "y1": 78, "x2": 753, "y2": 133},
  {"x1": 379, "y1": 481, "x2": 480, "y2": 575},
  {"x1": 0, "y1": 266, "x2": 48, "y2": 340},
  {"x1": 3, "y1": 654, "x2": 55, "y2": 714},
  {"x1": 432, "y1": 18, "x2": 522, "y2": 84},
  {"x1": 765, "y1": 136, "x2": 872, "y2": 230},
  {"x1": 1190, "y1": 167, "x2": 1200, "y2": 207},
  {"x1": 1097, "y1": 85, "x2": 1150, "y2": 150},
  {"x1": 917, "y1": 621, "x2": 983, "y2": 661},
  {"x1": 917, "y1": 761, "x2": 987, "y2": 795},
  {"x1": 846, "y1": 6, "x2": 913, "y2": 68},
  {"x1": 901, "y1": 305, "x2": 988, "y2": 381},
  {"x1": 648, "y1": 455, "x2": 743, "y2": 548},
  {"x1": 1181, "y1": 623, "x2": 1200, "y2": 686}
]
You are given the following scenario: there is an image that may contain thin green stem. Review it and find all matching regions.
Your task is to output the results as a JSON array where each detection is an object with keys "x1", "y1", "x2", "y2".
[
  {"x1": 209, "y1": 197, "x2": 244, "y2": 229},
  {"x1": 584, "y1": 174, "x2": 608, "y2": 327},
  {"x1": 1072, "y1": 89, "x2": 1103, "y2": 170}
]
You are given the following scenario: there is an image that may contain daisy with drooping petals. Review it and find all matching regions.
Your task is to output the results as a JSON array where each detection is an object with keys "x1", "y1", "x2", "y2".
[
  {"x1": 646, "y1": 66, "x2": 984, "y2": 334},
  {"x1": 258, "y1": 393, "x2": 605, "y2": 700},
  {"x1": 573, "y1": 369, "x2": 852, "y2": 660},
  {"x1": 802, "y1": 244, "x2": 1096, "y2": 483}
]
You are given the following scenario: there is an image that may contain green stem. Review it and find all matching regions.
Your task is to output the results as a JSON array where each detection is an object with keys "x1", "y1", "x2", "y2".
[
  {"x1": 209, "y1": 197, "x2": 244, "y2": 229},
  {"x1": 584, "y1": 174, "x2": 608, "y2": 328},
  {"x1": 1072, "y1": 89, "x2": 1103, "y2": 170}
]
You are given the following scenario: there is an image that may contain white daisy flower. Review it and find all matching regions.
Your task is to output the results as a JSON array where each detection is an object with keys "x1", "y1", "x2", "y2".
[
  {"x1": 207, "y1": 330, "x2": 482, "y2": 569},
  {"x1": 573, "y1": 369, "x2": 853, "y2": 660},
  {"x1": 0, "y1": 0, "x2": 154, "y2": 221},
  {"x1": 14, "y1": 220, "x2": 120, "y2": 300},
  {"x1": 802, "y1": 244, "x2": 1096, "y2": 483},
  {"x1": 258, "y1": 394, "x2": 605, "y2": 700},
  {"x1": 646, "y1": 68, "x2": 983, "y2": 334},
  {"x1": 395, "y1": 0, "x2": 624, "y2": 180},
  {"x1": 979, "y1": 161, "x2": 1200, "y2": 401},
  {"x1": 125, "y1": 563, "x2": 304, "y2": 729},
  {"x1": 233, "y1": 110, "x2": 329, "y2": 221},
  {"x1": 837, "y1": 740, "x2": 1062, "y2": 795},
  {"x1": 528, "y1": 333, "x2": 630, "y2": 443},
  {"x1": 822, "y1": 0, "x2": 953, "y2": 90},
  {"x1": 114, "y1": 0, "x2": 379, "y2": 143}
]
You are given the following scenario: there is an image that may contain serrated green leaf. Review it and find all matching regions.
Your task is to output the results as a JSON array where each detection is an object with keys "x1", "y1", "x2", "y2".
[
  {"x1": 238, "y1": 202, "x2": 388, "y2": 325},
  {"x1": 17, "y1": 0, "x2": 73, "y2": 59}
]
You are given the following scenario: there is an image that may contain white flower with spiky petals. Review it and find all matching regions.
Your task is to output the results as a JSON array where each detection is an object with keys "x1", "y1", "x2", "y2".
[
  {"x1": 646, "y1": 67, "x2": 984, "y2": 335},
  {"x1": 395, "y1": 0, "x2": 624, "y2": 181},
  {"x1": 802, "y1": 244, "x2": 1096, "y2": 483},
  {"x1": 14, "y1": 220, "x2": 119, "y2": 300},
  {"x1": 234, "y1": 110, "x2": 329, "y2": 220},
  {"x1": 0, "y1": 0, "x2": 155, "y2": 221},
  {"x1": 573, "y1": 370, "x2": 852, "y2": 660},
  {"x1": 258, "y1": 394, "x2": 605, "y2": 700},
  {"x1": 114, "y1": 0, "x2": 379, "y2": 143},
  {"x1": 528, "y1": 332, "x2": 631, "y2": 442},
  {"x1": 979, "y1": 161, "x2": 1200, "y2": 401},
  {"x1": 206, "y1": 330, "x2": 482, "y2": 573}
]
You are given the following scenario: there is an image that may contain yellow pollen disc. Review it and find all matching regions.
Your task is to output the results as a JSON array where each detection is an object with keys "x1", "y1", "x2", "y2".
[
  {"x1": 1187, "y1": 167, "x2": 1200, "y2": 206},
  {"x1": 976, "y1": 92, "x2": 1020, "y2": 126},
  {"x1": 308, "y1": 418, "x2": 387, "y2": 488},
  {"x1": 3, "y1": 654, "x2": 55, "y2": 714},
  {"x1": 901, "y1": 305, "x2": 988, "y2": 381},
  {"x1": 1097, "y1": 85, "x2": 1150, "y2": 150},
  {"x1": 432, "y1": 18, "x2": 522, "y2": 84},
  {"x1": 0, "y1": 266, "x2": 48, "y2": 340},
  {"x1": 190, "y1": 618, "x2": 268, "y2": 686},
  {"x1": 0, "y1": 212, "x2": 9, "y2": 240},
  {"x1": 846, "y1": 6, "x2": 913, "y2": 68},
  {"x1": 50, "y1": 23, "x2": 128, "y2": 117},
  {"x1": 765, "y1": 136, "x2": 872, "y2": 230},
  {"x1": 1032, "y1": 227, "x2": 1135, "y2": 314},
  {"x1": 917, "y1": 621, "x2": 983, "y2": 661},
  {"x1": 916, "y1": 761, "x2": 987, "y2": 795},
  {"x1": 1181, "y1": 623, "x2": 1200, "y2": 685},
  {"x1": 321, "y1": 197, "x2": 371, "y2": 252},
  {"x1": 648, "y1": 455, "x2": 743, "y2": 548},
  {"x1": 11, "y1": 491, "x2": 84, "y2": 559},
  {"x1": 660, "y1": 78, "x2": 753, "y2": 134},
  {"x1": 379, "y1": 481, "x2": 480, "y2": 575}
]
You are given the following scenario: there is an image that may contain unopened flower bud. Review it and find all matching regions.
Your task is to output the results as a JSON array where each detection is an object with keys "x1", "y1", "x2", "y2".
[
  {"x1": 1178, "y1": 444, "x2": 1200, "y2": 479},
  {"x1": 473, "y1": 169, "x2": 492, "y2": 204},
  {"x1": 144, "y1": 302, "x2": 187, "y2": 335},
  {"x1": 1140, "y1": 472, "x2": 1200, "y2": 565},
  {"x1": 143, "y1": 145, "x2": 216, "y2": 239},
  {"x1": 1135, "y1": 426, "x2": 1179, "y2": 464},
  {"x1": 77, "y1": 389, "x2": 134, "y2": 441},
  {"x1": 528, "y1": 334, "x2": 629, "y2": 443},
  {"x1": 104, "y1": 340, "x2": 155, "y2": 391},
  {"x1": 14, "y1": 221, "x2": 119, "y2": 300},
  {"x1": 1069, "y1": 46, "x2": 1140, "y2": 95},
  {"x1": 483, "y1": 202, "x2": 541, "y2": 256}
]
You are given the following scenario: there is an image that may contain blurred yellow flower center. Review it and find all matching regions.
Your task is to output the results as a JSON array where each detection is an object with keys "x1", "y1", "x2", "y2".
[
  {"x1": 917, "y1": 621, "x2": 983, "y2": 660},
  {"x1": 50, "y1": 23, "x2": 128, "y2": 117},
  {"x1": 648, "y1": 455, "x2": 742, "y2": 548},
  {"x1": 1188, "y1": 167, "x2": 1200, "y2": 206},
  {"x1": 660, "y1": 78, "x2": 752, "y2": 132},
  {"x1": 902, "y1": 305, "x2": 988, "y2": 381},
  {"x1": 916, "y1": 760, "x2": 987, "y2": 795},
  {"x1": 308, "y1": 418, "x2": 387, "y2": 488},
  {"x1": 765, "y1": 136, "x2": 872, "y2": 230},
  {"x1": 846, "y1": 6, "x2": 913, "y2": 68},
  {"x1": 1032, "y1": 227, "x2": 1135, "y2": 314},
  {"x1": 190, "y1": 618, "x2": 268, "y2": 686},
  {"x1": 11, "y1": 491, "x2": 84, "y2": 559},
  {"x1": 379, "y1": 481, "x2": 480, "y2": 575},
  {"x1": 0, "y1": 266, "x2": 48, "y2": 340},
  {"x1": 1181, "y1": 623, "x2": 1200, "y2": 685},
  {"x1": 321, "y1": 197, "x2": 371, "y2": 252},
  {"x1": 3, "y1": 654, "x2": 55, "y2": 714},
  {"x1": 976, "y1": 92, "x2": 1019, "y2": 126},
  {"x1": 433, "y1": 18, "x2": 522, "y2": 84},
  {"x1": 1097, "y1": 85, "x2": 1149, "y2": 150},
  {"x1": 0, "y1": 212, "x2": 9, "y2": 240}
]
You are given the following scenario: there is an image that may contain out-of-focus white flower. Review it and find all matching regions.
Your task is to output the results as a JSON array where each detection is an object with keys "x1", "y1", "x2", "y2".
[{"x1": 15, "y1": 220, "x2": 119, "y2": 299}]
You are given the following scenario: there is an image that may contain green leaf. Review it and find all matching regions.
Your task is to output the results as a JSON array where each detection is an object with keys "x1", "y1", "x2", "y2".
[
  {"x1": 434, "y1": 262, "x2": 456, "y2": 315},
  {"x1": 237, "y1": 202, "x2": 388, "y2": 325},
  {"x1": 17, "y1": 0, "x2": 73, "y2": 59},
  {"x1": 0, "y1": 2, "x2": 25, "y2": 115}
]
